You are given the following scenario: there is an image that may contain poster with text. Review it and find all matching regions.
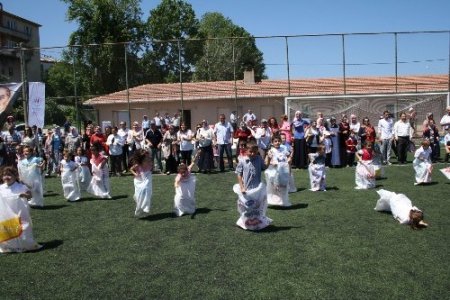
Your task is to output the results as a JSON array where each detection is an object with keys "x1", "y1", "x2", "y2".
[{"x1": 28, "y1": 82, "x2": 46, "y2": 128}]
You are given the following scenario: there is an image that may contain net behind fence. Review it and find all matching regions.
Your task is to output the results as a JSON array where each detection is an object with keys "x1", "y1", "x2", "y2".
[{"x1": 286, "y1": 92, "x2": 448, "y2": 136}]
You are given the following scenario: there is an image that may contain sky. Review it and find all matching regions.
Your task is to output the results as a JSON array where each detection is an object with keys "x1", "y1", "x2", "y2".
[{"x1": 3, "y1": 0, "x2": 450, "y2": 79}]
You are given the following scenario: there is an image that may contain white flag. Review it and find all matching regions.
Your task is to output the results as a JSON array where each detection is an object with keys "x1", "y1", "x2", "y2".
[{"x1": 28, "y1": 82, "x2": 45, "y2": 128}]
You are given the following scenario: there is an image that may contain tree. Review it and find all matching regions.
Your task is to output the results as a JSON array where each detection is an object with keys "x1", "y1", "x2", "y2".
[
  {"x1": 144, "y1": 0, "x2": 201, "y2": 83},
  {"x1": 61, "y1": 0, "x2": 146, "y2": 94},
  {"x1": 194, "y1": 12, "x2": 266, "y2": 82}
]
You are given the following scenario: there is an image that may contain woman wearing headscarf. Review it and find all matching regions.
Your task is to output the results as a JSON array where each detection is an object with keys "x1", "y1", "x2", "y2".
[
  {"x1": 338, "y1": 114, "x2": 350, "y2": 166},
  {"x1": 65, "y1": 127, "x2": 82, "y2": 154},
  {"x1": 162, "y1": 125, "x2": 178, "y2": 175},
  {"x1": 328, "y1": 117, "x2": 341, "y2": 167},
  {"x1": 291, "y1": 111, "x2": 309, "y2": 168},
  {"x1": 196, "y1": 120, "x2": 215, "y2": 173}
]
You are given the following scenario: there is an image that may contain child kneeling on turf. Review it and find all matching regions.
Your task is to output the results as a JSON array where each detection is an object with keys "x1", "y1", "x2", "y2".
[
  {"x1": 355, "y1": 142, "x2": 376, "y2": 189},
  {"x1": 413, "y1": 139, "x2": 433, "y2": 185}
]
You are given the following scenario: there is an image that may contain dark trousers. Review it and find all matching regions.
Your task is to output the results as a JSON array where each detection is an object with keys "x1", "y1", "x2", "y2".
[
  {"x1": 180, "y1": 150, "x2": 192, "y2": 165},
  {"x1": 122, "y1": 144, "x2": 129, "y2": 171},
  {"x1": 218, "y1": 143, "x2": 233, "y2": 171},
  {"x1": 110, "y1": 155, "x2": 122, "y2": 174},
  {"x1": 346, "y1": 152, "x2": 356, "y2": 166},
  {"x1": 397, "y1": 136, "x2": 409, "y2": 163}
]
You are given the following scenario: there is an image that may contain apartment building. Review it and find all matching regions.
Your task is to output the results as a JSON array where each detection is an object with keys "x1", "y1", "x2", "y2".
[{"x1": 0, "y1": 2, "x2": 41, "y2": 82}]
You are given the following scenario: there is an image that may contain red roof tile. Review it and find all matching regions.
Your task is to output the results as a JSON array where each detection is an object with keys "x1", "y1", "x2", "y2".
[{"x1": 84, "y1": 74, "x2": 449, "y2": 105}]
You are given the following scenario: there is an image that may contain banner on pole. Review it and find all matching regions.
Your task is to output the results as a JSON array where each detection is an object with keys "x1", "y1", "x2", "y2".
[
  {"x1": 28, "y1": 82, "x2": 45, "y2": 128},
  {"x1": 0, "y1": 82, "x2": 23, "y2": 125}
]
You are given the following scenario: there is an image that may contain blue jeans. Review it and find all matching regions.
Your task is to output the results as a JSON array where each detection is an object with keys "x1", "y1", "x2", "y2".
[{"x1": 150, "y1": 147, "x2": 163, "y2": 171}]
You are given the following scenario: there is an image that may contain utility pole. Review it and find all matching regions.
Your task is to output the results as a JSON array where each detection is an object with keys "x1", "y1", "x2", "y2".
[{"x1": 19, "y1": 43, "x2": 28, "y2": 124}]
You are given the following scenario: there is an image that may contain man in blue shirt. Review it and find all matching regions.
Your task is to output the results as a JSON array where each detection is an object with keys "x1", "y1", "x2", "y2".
[{"x1": 214, "y1": 114, "x2": 234, "y2": 172}]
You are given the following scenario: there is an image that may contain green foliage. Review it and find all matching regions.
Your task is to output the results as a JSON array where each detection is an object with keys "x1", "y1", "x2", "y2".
[
  {"x1": 194, "y1": 12, "x2": 266, "y2": 82},
  {"x1": 61, "y1": 0, "x2": 146, "y2": 94},
  {"x1": 144, "y1": 0, "x2": 201, "y2": 82},
  {"x1": 1, "y1": 165, "x2": 449, "y2": 298}
]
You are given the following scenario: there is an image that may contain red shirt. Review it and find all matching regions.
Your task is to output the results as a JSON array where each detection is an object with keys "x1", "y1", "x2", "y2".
[
  {"x1": 360, "y1": 148, "x2": 374, "y2": 160},
  {"x1": 345, "y1": 137, "x2": 357, "y2": 153}
]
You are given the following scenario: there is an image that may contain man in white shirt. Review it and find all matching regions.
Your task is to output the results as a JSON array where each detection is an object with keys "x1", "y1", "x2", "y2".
[
  {"x1": 141, "y1": 115, "x2": 150, "y2": 135},
  {"x1": 214, "y1": 114, "x2": 234, "y2": 171},
  {"x1": 243, "y1": 109, "x2": 256, "y2": 125},
  {"x1": 255, "y1": 119, "x2": 272, "y2": 159},
  {"x1": 439, "y1": 105, "x2": 450, "y2": 131},
  {"x1": 393, "y1": 112, "x2": 412, "y2": 164},
  {"x1": 153, "y1": 112, "x2": 163, "y2": 130},
  {"x1": 117, "y1": 121, "x2": 130, "y2": 173},
  {"x1": 377, "y1": 110, "x2": 394, "y2": 165}
]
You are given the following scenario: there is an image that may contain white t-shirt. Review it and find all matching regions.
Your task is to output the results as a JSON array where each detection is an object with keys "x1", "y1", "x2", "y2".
[
  {"x1": 378, "y1": 118, "x2": 394, "y2": 139},
  {"x1": 177, "y1": 130, "x2": 194, "y2": 151}
]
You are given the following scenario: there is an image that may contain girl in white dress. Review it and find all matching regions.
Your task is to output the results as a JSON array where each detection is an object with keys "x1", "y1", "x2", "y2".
[
  {"x1": 87, "y1": 142, "x2": 111, "y2": 199},
  {"x1": 173, "y1": 160, "x2": 197, "y2": 217},
  {"x1": 308, "y1": 145, "x2": 327, "y2": 191},
  {"x1": 355, "y1": 142, "x2": 376, "y2": 189},
  {"x1": 18, "y1": 146, "x2": 45, "y2": 207},
  {"x1": 0, "y1": 166, "x2": 42, "y2": 253},
  {"x1": 60, "y1": 149, "x2": 81, "y2": 201},
  {"x1": 74, "y1": 147, "x2": 91, "y2": 192},
  {"x1": 413, "y1": 139, "x2": 433, "y2": 185},
  {"x1": 374, "y1": 189, "x2": 428, "y2": 229},
  {"x1": 265, "y1": 135, "x2": 291, "y2": 207},
  {"x1": 130, "y1": 149, "x2": 153, "y2": 218}
]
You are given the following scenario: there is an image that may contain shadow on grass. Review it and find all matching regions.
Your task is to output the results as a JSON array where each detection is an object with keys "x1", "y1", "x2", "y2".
[
  {"x1": 77, "y1": 194, "x2": 129, "y2": 202},
  {"x1": 375, "y1": 184, "x2": 384, "y2": 188},
  {"x1": 140, "y1": 212, "x2": 175, "y2": 221},
  {"x1": 376, "y1": 177, "x2": 388, "y2": 181},
  {"x1": 190, "y1": 207, "x2": 228, "y2": 219},
  {"x1": 256, "y1": 225, "x2": 300, "y2": 233},
  {"x1": 269, "y1": 203, "x2": 308, "y2": 210},
  {"x1": 31, "y1": 204, "x2": 67, "y2": 210},
  {"x1": 28, "y1": 240, "x2": 64, "y2": 253},
  {"x1": 44, "y1": 192, "x2": 59, "y2": 197},
  {"x1": 326, "y1": 186, "x2": 340, "y2": 191}
]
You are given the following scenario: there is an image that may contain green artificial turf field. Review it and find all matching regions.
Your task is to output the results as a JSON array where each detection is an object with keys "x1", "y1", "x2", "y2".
[{"x1": 1, "y1": 163, "x2": 450, "y2": 299}]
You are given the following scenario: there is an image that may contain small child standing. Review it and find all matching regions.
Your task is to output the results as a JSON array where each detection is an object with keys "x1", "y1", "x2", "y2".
[
  {"x1": 0, "y1": 166, "x2": 42, "y2": 253},
  {"x1": 173, "y1": 160, "x2": 197, "y2": 217},
  {"x1": 234, "y1": 143, "x2": 272, "y2": 231},
  {"x1": 322, "y1": 131, "x2": 333, "y2": 167},
  {"x1": 413, "y1": 139, "x2": 433, "y2": 185},
  {"x1": 355, "y1": 142, "x2": 376, "y2": 189},
  {"x1": 60, "y1": 149, "x2": 81, "y2": 202},
  {"x1": 74, "y1": 147, "x2": 91, "y2": 192},
  {"x1": 265, "y1": 135, "x2": 291, "y2": 207},
  {"x1": 444, "y1": 128, "x2": 450, "y2": 163},
  {"x1": 129, "y1": 149, "x2": 153, "y2": 218},
  {"x1": 87, "y1": 142, "x2": 111, "y2": 199},
  {"x1": 345, "y1": 131, "x2": 358, "y2": 167},
  {"x1": 280, "y1": 132, "x2": 297, "y2": 193},
  {"x1": 18, "y1": 146, "x2": 45, "y2": 207},
  {"x1": 308, "y1": 144, "x2": 327, "y2": 191}
]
